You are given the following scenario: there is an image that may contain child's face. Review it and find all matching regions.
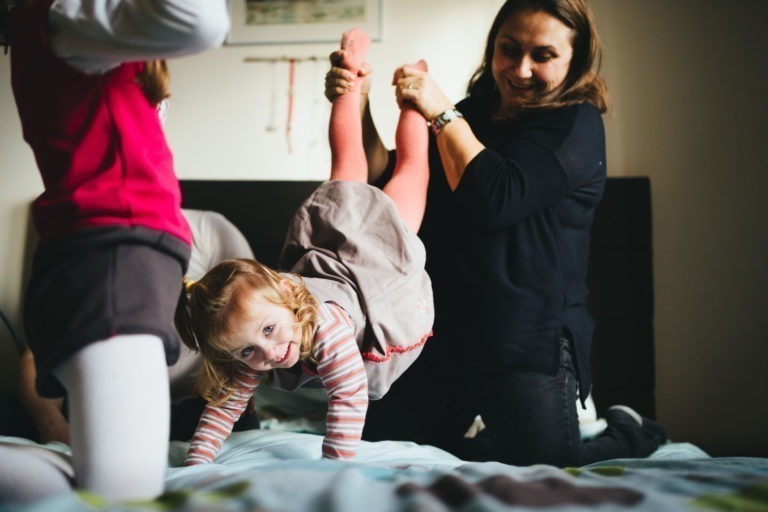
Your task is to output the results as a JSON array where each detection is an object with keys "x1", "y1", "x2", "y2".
[{"x1": 224, "y1": 288, "x2": 301, "y2": 371}]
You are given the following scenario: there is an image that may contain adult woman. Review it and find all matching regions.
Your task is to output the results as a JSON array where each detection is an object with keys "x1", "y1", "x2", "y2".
[
  {"x1": 325, "y1": 0, "x2": 666, "y2": 466},
  {"x1": 5, "y1": 0, "x2": 228, "y2": 501}
]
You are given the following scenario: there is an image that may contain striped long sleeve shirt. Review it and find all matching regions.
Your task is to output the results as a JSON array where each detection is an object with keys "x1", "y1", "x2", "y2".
[{"x1": 184, "y1": 302, "x2": 368, "y2": 465}]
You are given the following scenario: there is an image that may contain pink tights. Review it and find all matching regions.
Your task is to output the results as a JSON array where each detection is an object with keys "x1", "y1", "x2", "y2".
[{"x1": 329, "y1": 27, "x2": 429, "y2": 233}]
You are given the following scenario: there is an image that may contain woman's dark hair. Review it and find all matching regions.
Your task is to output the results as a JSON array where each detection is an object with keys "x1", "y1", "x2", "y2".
[{"x1": 467, "y1": 0, "x2": 609, "y2": 114}]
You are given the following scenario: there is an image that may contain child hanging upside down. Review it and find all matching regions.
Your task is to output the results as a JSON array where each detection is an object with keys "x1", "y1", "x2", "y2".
[{"x1": 176, "y1": 27, "x2": 434, "y2": 463}]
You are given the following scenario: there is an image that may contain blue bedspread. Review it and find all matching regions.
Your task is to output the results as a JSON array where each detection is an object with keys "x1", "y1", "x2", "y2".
[{"x1": 1, "y1": 432, "x2": 766, "y2": 511}]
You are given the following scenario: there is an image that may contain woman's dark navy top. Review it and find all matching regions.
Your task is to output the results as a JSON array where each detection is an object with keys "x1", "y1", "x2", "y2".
[{"x1": 418, "y1": 94, "x2": 606, "y2": 402}]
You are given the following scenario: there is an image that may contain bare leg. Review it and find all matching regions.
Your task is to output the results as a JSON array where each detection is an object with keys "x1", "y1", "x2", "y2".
[
  {"x1": 328, "y1": 30, "x2": 429, "y2": 232},
  {"x1": 329, "y1": 27, "x2": 370, "y2": 183},
  {"x1": 382, "y1": 60, "x2": 430, "y2": 233}
]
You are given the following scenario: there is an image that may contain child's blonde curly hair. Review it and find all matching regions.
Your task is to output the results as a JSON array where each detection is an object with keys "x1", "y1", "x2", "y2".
[{"x1": 175, "y1": 258, "x2": 318, "y2": 406}]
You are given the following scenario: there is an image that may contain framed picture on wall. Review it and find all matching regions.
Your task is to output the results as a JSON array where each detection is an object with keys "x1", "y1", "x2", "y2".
[{"x1": 226, "y1": 0, "x2": 382, "y2": 45}]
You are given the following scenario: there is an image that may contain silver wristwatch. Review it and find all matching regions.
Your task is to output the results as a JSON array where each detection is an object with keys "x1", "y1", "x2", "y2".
[{"x1": 430, "y1": 108, "x2": 464, "y2": 136}]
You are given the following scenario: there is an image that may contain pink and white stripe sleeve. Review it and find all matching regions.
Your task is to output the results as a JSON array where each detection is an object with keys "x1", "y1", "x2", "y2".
[
  {"x1": 184, "y1": 370, "x2": 262, "y2": 465},
  {"x1": 313, "y1": 303, "x2": 368, "y2": 460}
]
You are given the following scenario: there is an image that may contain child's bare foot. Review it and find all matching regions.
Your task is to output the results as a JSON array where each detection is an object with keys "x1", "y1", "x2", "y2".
[
  {"x1": 409, "y1": 59, "x2": 428, "y2": 73},
  {"x1": 340, "y1": 27, "x2": 370, "y2": 74}
]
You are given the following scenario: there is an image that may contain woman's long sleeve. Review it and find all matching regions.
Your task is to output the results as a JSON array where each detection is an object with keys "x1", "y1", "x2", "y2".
[{"x1": 452, "y1": 103, "x2": 604, "y2": 229}]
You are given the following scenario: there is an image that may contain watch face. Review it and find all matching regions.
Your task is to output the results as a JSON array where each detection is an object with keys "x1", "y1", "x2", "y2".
[
  {"x1": 445, "y1": 110, "x2": 461, "y2": 122},
  {"x1": 432, "y1": 109, "x2": 462, "y2": 135}
]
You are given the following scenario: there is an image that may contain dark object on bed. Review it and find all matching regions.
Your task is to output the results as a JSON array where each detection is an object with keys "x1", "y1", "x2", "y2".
[{"x1": 179, "y1": 176, "x2": 656, "y2": 419}]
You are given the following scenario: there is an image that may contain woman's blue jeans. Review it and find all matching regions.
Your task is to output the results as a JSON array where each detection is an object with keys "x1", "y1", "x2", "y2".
[{"x1": 364, "y1": 338, "x2": 641, "y2": 467}]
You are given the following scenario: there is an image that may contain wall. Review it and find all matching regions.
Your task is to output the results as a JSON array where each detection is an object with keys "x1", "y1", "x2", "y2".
[
  {"x1": 1, "y1": 0, "x2": 766, "y2": 457},
  {"x1": 591, "y1": 0, "x2": 768, "y2": 456}
]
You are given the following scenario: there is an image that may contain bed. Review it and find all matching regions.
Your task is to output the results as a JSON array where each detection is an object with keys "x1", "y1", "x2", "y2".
[
  {"x1": 2, "y1": 177, "x2": 767, "y2": 511},
  {"x1": 2, "y1": 430, "x2": 767, "y2": 511}
]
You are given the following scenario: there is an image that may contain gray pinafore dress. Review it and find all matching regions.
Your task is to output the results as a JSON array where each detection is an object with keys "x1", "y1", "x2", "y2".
[{"x1": 280, "y1": 180, "x2": 434, "y2": 399}]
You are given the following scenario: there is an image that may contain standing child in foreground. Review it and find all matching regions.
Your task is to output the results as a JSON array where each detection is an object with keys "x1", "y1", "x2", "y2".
[
  {"x1": 176, "y1": 28, "x2": 433, "y2": 463},
  {"x1": 4, "y1": 0, "x2": 229, "y2": 502}
]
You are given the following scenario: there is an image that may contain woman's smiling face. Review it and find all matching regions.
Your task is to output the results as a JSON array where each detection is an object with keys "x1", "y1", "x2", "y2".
[
  {"x1": 224, "y1": 288, "x2": 301, "y2": 372},
  {"x1": 492, "y1": 9, "x2": 574, "y2": 110}
]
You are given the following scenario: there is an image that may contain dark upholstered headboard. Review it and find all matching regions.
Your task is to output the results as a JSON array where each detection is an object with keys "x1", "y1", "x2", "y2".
[
  {"x1": 180, "y1": 181, "x2": 321, "y2": 269},
  {"x1": 586, "y1": 177, "x2": 655, "y2": 418},
  {"x1": 180, "y1": 176, "x2": 656, "y2": 419}
]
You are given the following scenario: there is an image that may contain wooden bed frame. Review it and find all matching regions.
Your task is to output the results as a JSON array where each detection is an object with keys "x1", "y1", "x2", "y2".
[{"x1": 179, "y1": 176, "x2": 656, "y2": 419}]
